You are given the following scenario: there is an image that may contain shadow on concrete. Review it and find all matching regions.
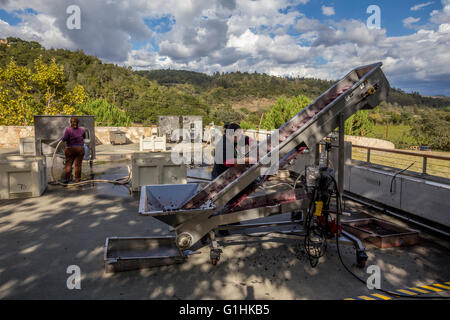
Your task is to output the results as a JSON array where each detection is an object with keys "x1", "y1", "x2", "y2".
[{"x1": 0, "y1": 162, "x2": 449, "y2": 300}]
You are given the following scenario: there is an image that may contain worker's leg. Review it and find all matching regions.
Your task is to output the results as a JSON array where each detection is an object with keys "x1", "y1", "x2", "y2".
[
  {"x1": 64, "y1": 148, "x2": 74, "y2": 181},
  {"x1": 73, "y1": 147, "x2": 85, "y2": 182}
]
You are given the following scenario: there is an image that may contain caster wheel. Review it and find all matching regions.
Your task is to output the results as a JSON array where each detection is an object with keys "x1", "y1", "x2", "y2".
[
  {"x1": 357, "y1": 259, "x2": 366, "y2": 269},
  {"x1": 211, "y1": 258, "x2": 217, "y2": 266},
  {"x1": 356, "y1": 251, "x2": 368, "y2": 269}
]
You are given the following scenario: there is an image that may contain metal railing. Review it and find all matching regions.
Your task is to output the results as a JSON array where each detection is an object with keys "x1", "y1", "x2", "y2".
[{"x1": 351, "y1": 145, "x2": 450, "y2": 179}]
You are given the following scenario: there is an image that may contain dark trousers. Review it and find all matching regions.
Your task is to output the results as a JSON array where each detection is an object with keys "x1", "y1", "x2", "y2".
[{"x1": 65, "y1": 147, "x2": 84, "y2": 182}]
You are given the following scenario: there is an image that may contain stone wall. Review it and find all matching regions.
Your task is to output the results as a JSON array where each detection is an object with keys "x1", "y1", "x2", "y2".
[
  {"x1": 0, "y1": 126, "x2": 35, "y2": 148},
  {"x1": 0, "y1": 126, "x2": 396, "y2": 149},
  {"x1": 0, "y1": 126, "x2": 156, "y2": 148},
  {"x1": 94, "y1": 127, "x2": 156, "y2": 144},
  {"x1": 345, "y1": 135, "x2": 395, "y2": 149}
]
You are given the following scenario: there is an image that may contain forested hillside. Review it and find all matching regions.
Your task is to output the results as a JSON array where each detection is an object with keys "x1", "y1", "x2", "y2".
[{"x1": 1, "y1": 37, "x2": 449, "y2": 150}]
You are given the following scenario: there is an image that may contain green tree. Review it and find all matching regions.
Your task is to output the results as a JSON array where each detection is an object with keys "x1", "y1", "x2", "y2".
[
  {"x1": 345, "y1": 110, "x2": 374, "y2": 136},
  {"x1": 32, "y1": 56, "x2": 67, "y2": 114},
  {"x1": 261, "y1": 95, "x2": 311, "y2": 130},
  {"x1": 0, "y1": 59, "x2": 34, "y2": 125},
  {"x1": 79, "y1": 98, "x2": 132, "y2": 126},
  {"x1": 411, "y1": 111, "x2": 449, "y2": 150}
]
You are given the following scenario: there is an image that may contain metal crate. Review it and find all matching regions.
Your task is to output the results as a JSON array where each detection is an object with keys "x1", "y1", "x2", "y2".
[
  {"x1": 109, "y1": 130, "x2": 127, "y2": 145},
  {"x1": 131, "y1": 152, "x2": 187, "y2": 191}
]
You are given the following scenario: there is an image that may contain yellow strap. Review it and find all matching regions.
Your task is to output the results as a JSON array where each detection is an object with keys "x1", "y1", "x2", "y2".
[
  {"x1": 397, "y1": 289, "x2": 418, "y2": 295},
  {"x1": 420, "y1": 285, "x2": 442, "y2": 292},
  {"x1": 408, "y1": 287, "x2": 430, "y2": 294},
  {"x1": 372, "y1": 293, "x2": 392, "y2": 300},
  {"x1": 358, "y1": 296, "x2": 377, "y2": 300},
  {"x1": 433, "y1": 283, "x2": 450, "y2": 290}
]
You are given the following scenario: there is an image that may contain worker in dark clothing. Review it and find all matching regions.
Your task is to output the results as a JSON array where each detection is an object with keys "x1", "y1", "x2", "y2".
[
  {"x1": 211, "y1": 123, "x2": 257, "y2": 235},
  {"x1": 61, "y1": 117, "x2": 86, "y2": 183},
  {"x1": 212, "y1": 123, "x2": 256, "y2": 179}
]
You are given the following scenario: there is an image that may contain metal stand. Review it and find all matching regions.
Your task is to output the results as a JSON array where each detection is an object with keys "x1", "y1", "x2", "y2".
[{"x1": 211, "y1": 219, "x2": 367, "y2": 268}]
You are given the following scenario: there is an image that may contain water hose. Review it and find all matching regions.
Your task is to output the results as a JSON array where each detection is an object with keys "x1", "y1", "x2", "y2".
[{"x1": 49, "y1": 139, "x2": 132, "y2": 188}]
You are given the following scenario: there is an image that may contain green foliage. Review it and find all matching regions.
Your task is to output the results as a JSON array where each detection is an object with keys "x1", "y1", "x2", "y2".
[
  {"x1": 210, "y1": 106, "x2": 244, "y2": 126},
  {"x1": 240, "y1": 120, "x2": 257, "y2": 130},
  {"x1": 137, "y1": 69, "x2": 212, "y2": 90},
  {"x1": 2, "y1": 38, "x2": 450, "y2": 151},
  {"x1": 0, "y1": 56, "x2": 87, "y2": 125},
  {"x1": 261, "y1": 95, "x2": 312, "y2": 130},
  {"x1": 368, "y1": 125, "x2": 418, "y2": 149},
  {"x1": 0, "y1": 58, "x2": 33, "y2": 125},
  {"x1": 410, "y1": 110, "x2": 450, "y2": 150},
  {"x1": 79, "y1": 99, "x2": 132, "y2": 126},
  {"x1": 344, "y1": 110, "x2": 374, "y2": 136}
]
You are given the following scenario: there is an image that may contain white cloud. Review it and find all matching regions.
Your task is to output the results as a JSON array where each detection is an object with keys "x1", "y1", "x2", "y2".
[
  {"x1": 403, "y1": 16, "x2": 421, "y2": 28},
  {"x1": 411, "y1": 1, "x2": 434, "y2": 11},
  {"x1": 321, "y1": 6, "x2": 335, "y2": 16},
  {"x1": 1, "y1": 0, "x2": 450, "y2": 95}
]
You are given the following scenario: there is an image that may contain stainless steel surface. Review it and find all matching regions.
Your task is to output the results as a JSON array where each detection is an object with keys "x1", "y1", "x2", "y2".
[
  {"x1": 182, "y1": 62, "x2": 390, "y2": 210},
  {"x1": 131, "y1": 152, "x2": 187, "y2": 191},
  {"x1": 104, "y1": 236, "x2": 186, "y2": 273}
]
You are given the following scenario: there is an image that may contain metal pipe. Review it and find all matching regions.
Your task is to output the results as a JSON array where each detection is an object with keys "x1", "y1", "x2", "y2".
[
  {"x1": 216, "y1": 220, "x2": 303, "y2": 231},
  {"x1": 353, "y1": 145, "x2": 450, "y2": 161},
  {"x1": 422, "y1": 157, "x2": 428, "y2": 175},
  {"x1": 338, "y1": 113, "x2": 345, "y2": 196}
]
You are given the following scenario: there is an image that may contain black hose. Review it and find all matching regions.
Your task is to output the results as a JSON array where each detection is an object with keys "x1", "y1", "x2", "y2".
[
  {"x1": 330, "y1": 175, "x2": 449, "y2": 300},
  {"x1": 390, "y1": 162, "x2": 415, "y2": 193}
]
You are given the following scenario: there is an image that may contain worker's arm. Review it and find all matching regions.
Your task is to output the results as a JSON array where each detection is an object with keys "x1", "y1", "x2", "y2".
[{"x1": 61, "y1": 128, "x2": 69, "y2": 143}]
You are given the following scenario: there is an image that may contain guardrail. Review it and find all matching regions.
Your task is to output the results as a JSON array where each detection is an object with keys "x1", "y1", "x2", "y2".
[{"x1": 352, "y1": 145, "x2": 450, "y2": 179}]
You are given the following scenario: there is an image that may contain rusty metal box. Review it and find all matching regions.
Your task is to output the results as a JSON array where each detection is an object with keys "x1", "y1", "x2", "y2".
[{"x1": 342, "y1": 218, "x2": 420, "y2": 248}]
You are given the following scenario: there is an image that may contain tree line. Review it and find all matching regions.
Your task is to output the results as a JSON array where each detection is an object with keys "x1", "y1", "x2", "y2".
[{"x1": 1, "y1": 38, "x2": 448, "y2": 150}]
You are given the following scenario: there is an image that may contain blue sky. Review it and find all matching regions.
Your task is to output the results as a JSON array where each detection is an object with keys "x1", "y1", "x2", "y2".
[
  {"x1": 0, "y1": 0, "x2": 449, "y2": 96},
  {"x1": 284, "y1": 0, "x2": 441, "y2": 36}
]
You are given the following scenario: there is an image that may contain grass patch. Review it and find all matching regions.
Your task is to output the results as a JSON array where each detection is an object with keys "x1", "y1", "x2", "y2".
[
  {"x1": 352, "y1": 147, "x2": 450, "y2": 179},
  {"x1": 367, "y1": 125, "x2": 418, "y2": 149}
]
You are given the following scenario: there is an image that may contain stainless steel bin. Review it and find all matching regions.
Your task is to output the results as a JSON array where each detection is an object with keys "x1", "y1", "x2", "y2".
[{"x1": 104, "y1": 236, "x2": 186, "y2": 273}]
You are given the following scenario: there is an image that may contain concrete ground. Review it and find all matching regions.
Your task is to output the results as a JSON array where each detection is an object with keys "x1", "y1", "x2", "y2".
[{"x1": 0, "y1": 155, "x2": 449, "y2": 299}]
